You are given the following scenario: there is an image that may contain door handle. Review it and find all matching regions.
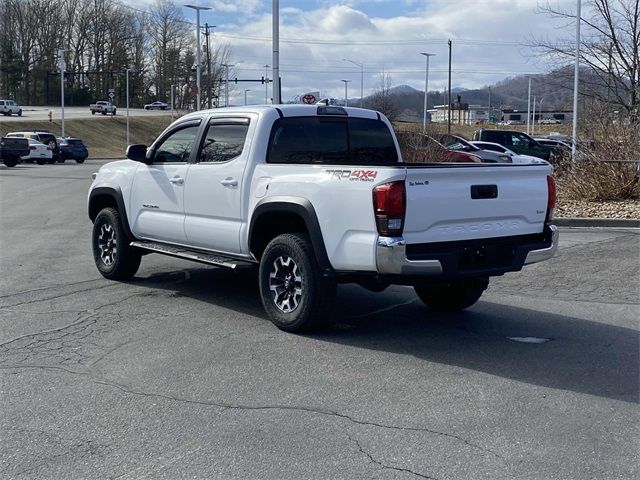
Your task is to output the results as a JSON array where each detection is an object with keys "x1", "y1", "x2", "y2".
[
  {"x1": 169, "y1": 176, "x2": 184, "y2": 185},
  {"x1": 220, "y1": 178, "x2": 238, "y2": 187}
]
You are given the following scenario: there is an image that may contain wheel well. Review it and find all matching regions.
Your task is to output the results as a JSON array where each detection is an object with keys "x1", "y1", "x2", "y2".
[
  {"x1": 250, "y1": 211, "x2": 308, "y2": 260},
  {"x1": 89, "y1": 194, "x2": 118, "y2": 222}
]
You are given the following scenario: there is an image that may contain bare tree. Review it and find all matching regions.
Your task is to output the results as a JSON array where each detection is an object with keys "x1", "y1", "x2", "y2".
[
  {"x1": 369, "y1": 71, "x2": 397, "y2": 121},
  {"x1": 533, "y1": 0, "x2": 640, "y2": 116}
]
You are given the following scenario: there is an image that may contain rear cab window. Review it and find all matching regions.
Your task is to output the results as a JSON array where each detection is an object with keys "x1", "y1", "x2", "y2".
[{"x1": 267, "y1": 116, "x2": 397, "y2": 165}]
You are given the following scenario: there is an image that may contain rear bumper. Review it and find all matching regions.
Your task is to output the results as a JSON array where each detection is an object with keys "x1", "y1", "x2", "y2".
[{"x1": 376, "y1": 225, "x2": 558, "y2": 277}]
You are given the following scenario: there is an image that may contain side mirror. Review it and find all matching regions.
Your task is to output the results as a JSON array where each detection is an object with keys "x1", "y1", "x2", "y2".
[{"x1": 126, "y1": 144, "x2": 148, "y2": 163}]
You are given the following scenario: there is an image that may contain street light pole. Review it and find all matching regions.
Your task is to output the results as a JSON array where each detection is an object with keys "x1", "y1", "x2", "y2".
[
  {"x1": 126, "y1": 68, "x2": 131, "y2": 146},
  {"x1": 420, "y1": 53, "x2": 435, "y2": 133},
  {"x1": 342, "y1": 59, "x2": 363, "y2": 108},
  {"x1": 272, "y1": 0, "x2": 280, "y2": 104},
  {"x1": 447, "y1": 39, "x2": 452, "y2": 134},
  {"x1": 340, "y1": 79, "x2": 351, "y2": 107},
  {"x1": 221, "y1": 63, "x2": 231, "y2": 106},
  {"x1": 58, "y1": 49, "x2": 65, "y2": 138},
  {"x1": 170, "y1": 84, "x2": 175, "y2": 120},
  {"x1": 572, "y1": 0, "x2": 581, "y2": 159},
  {"x1": 185, "y1": 4, "x2": 211, "y2": 111},
  {"x1": 527, "y1": 76, "x2": 532, "y2": 134},
  {"x1": 244, "y1": 89, "x2": 251, "y2": 105}
]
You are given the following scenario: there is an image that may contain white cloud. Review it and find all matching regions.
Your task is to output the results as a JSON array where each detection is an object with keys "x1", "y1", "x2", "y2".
[{"x1": 180, "y1": 0, "x2": 581, "y2": 104}]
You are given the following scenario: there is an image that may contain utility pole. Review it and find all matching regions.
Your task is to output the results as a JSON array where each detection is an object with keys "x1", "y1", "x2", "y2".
[
  {"x1": 340, "y1": 79, "x2": 351, "y2": 106},
  {"x1": 572, "y1": 0, "x2": 581, "y2": 159},
  {"x1": 532, "y1": 96, "x2": 536, "y2": 136},
  {"x1": 264, "y1": 64, "x2": 270, "y2": 103},
  {"x1": 170, "y1": 84, "x2": 175, "y2": 120},
  {"x1": 272, "y1": 0, "x2": 280, "y2": 104},
  {"x1": 420, "y1": 53, "x2": 435, "y2": 133},
  {"x1": 447, "y1": 39, "x2": 452, "y2": 134},
  {"x1": 244, "y1": 89, "x2": 250, "y2": 105},
  {"x1": 185, "y1": 4, "x2": 211, "y2": 111}
]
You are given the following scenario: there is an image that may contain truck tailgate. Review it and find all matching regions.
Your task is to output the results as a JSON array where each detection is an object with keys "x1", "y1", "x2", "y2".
[{"x1": 403, "y1": 164, "x2": 551, "y2": 244}]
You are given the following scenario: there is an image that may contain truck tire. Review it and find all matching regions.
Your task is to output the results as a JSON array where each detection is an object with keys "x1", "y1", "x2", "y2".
[
  {"x1": 112, "y1": 109, "x2": 116, "y2": 116},
  {"x1": 76, "y1": 158, "x2": 86, "y2": 164},
  {"x1": 2, "y1": 158, "x2": 18, "y2": 167},
  {"x1": 92, "y1": 207, "x2": 141, "y2": 280},
  {"x1": 17, "y1": 109, "x2": 22, "y2": 116},
  {"x1": 91, "y1": 110, "x2": 95, "y2": 115},
  {"x1": 259, "y1": 233, "x2": 336, "y2": 332},
  {"x1": 414, "y1": 277, "x2": 488, "y2": 312}
]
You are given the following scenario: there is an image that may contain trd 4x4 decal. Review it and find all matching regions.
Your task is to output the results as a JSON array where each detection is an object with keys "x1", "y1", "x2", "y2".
[{"x1": 325, "y1": 169, "x2": 378, "y2": 182}]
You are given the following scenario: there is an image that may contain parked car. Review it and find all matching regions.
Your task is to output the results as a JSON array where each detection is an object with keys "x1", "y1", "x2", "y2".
[
  {"x1": 0, "y1": 99, "x2": 22, "y2": 116},
  {"x1": 21, "y1": 139, "x2": 53, "y2": 164},
  {"x1": 471, "y1": 141, "x2": 548, "y2": 164},
  {"x1": 57, "y1": 137, "x2": 88, "y2": 163},
  {"x1": 0, "y1": 137, "x2": 29, "y2": 167},
  {"x1": 88, "y1": 104, "x2": 557, "y2": 332},
  {"x1": 505, "y1": 120, "x2": 525, "y2": 125},
  {"x1": 396, "y1": 133, "x2": 482, "y2": 163},
  {"x1": 144, "y1": 101, "x2": 168, "y2": 110},
  {"x1": 5, "y1": 131, "x2": 60, "y2": 163},
  {"x1": 437, "y1": 134, "x2": 512, "y2": 163},
  {"x1": 90, "y1": 101, "x2": 116, "y2": 115},
  {"x1": 472, "y1": 129, "x2": 558, "y2": 161}
]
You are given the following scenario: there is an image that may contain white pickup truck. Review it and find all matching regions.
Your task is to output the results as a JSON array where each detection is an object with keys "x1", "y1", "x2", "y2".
[
  {"x1": 90, "y1": 101, "x2": 116, "y2": 115},
  {"x1": 88, "y1": 105, "x2": 558, "y2": 332}
]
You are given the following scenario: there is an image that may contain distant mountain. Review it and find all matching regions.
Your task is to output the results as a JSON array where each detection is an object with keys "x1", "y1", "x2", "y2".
[{"x1": 388, "y1": 84, "x2": 420, "y2": 94}]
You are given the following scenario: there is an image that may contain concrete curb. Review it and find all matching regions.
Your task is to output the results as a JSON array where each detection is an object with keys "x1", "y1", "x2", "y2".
[{"x1": 555, "y1": 217, "x2": 640, "y2": 228}]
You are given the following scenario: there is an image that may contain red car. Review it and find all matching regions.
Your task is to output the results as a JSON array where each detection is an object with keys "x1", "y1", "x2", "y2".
[{"x1": 397, "y1": 133, "x2": 482, "y2": 163}]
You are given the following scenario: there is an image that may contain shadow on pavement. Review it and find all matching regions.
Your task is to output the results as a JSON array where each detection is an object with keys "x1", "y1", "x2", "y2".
[{"x1": 132, "y1": 266, "x2": 639, "y2": 405}]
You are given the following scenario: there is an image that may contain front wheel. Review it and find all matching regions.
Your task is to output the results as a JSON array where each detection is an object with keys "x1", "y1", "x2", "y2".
[
  {"x1": 414, "y1": 277, "x2": 488, "y2": 312},
  {"x1": 259, "y1": 233, "x2": 336, "y2": 332},
  {"x1": 17, "y1": 110, "x2": 22, "y2": 117},
  {"x1": 92, "y1": 207, "x2": 141, "y2": 280},
  {"x1": 3, "y1": 158, "x2": 18, "y2": 167},
  {"x1": 112, "y1": 110, "x2": 116, "y2": 116}
]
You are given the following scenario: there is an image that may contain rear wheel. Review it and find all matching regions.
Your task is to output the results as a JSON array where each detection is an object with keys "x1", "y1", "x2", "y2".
[
  {"x1": 36, "y1": 158, "x2": 46, "y2": 165},
  {"x1": 259, "y1": 233, "x2": 335, "y2": 332},
  {"x1": 75, "y1": 158, "x2": 86, "y2": 164},
  {"x1": 92, "y1": 207, "x2": 141, "y2": 280},
  {"x1": 17, "y1": 109, "x2": 22, "y2": 116},
  {"x1": 414, "y1": 277, "x2": 488, "y2": 312}
]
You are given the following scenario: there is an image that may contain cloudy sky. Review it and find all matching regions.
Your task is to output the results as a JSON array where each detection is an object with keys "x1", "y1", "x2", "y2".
[{"x1": 136, "y1": 0, "x2": 581, "y2": 104}]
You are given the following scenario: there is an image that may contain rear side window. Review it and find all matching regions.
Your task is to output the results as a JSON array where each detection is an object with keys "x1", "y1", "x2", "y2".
[
  {"x1": 267, "y1": 117, "x2": 397, "y2": 165},
  {"x1": 199, "y1": 121, "x2": 249, "y2": 163}
]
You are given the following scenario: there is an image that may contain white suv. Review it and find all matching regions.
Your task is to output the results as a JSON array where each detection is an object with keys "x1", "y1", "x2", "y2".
[{"x1": 0, "y1": 100, "x2": 22, "y2": 116}]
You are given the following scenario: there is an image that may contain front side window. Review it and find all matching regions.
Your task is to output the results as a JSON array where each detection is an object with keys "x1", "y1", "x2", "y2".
[
  {"x1": 154, "y1": 125, "x2": 200, "y2": 163},
  {"x1": 200, "y1": 121, "x2": 249, "y2": 163}
]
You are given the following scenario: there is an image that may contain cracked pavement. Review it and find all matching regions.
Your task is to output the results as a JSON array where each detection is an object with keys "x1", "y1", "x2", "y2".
[{"x1": 1, "y1": 161, "x2": 639, "y2": 479}]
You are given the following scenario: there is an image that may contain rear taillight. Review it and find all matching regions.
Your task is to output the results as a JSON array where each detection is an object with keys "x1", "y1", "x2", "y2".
[
  {"x1": 546, "y1": 175, "x2": 556, "y2": 223},
  {"x1": 373, "y1": 181, "x2": 406, "y2": 236}
]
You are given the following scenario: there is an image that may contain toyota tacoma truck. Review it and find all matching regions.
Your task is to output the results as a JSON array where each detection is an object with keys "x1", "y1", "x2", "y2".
[
  {"x1": 89, "y1": 101, "x2": 116, "y2": 115},
  {"x1": 88, "y1": 105, "x2": 558, "y2": 332}
]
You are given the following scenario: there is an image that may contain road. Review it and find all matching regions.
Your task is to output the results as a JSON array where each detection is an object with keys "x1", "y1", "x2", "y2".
[
  {"x1": 2, "y1": 106, "x2": 175, "y2": 121},
  {"x1": 1, "y1": 161, "x2": 638, "y2": 479}
]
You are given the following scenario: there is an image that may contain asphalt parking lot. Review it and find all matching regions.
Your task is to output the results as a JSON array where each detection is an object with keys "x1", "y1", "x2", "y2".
[{"x1": 1, "y1": 161, "x2": 638, "y2": 479}]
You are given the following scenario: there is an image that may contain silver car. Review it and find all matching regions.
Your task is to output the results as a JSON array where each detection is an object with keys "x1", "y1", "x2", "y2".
[{"x1": 437, "y1": 134, "x2": 512, "y2": 163}]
